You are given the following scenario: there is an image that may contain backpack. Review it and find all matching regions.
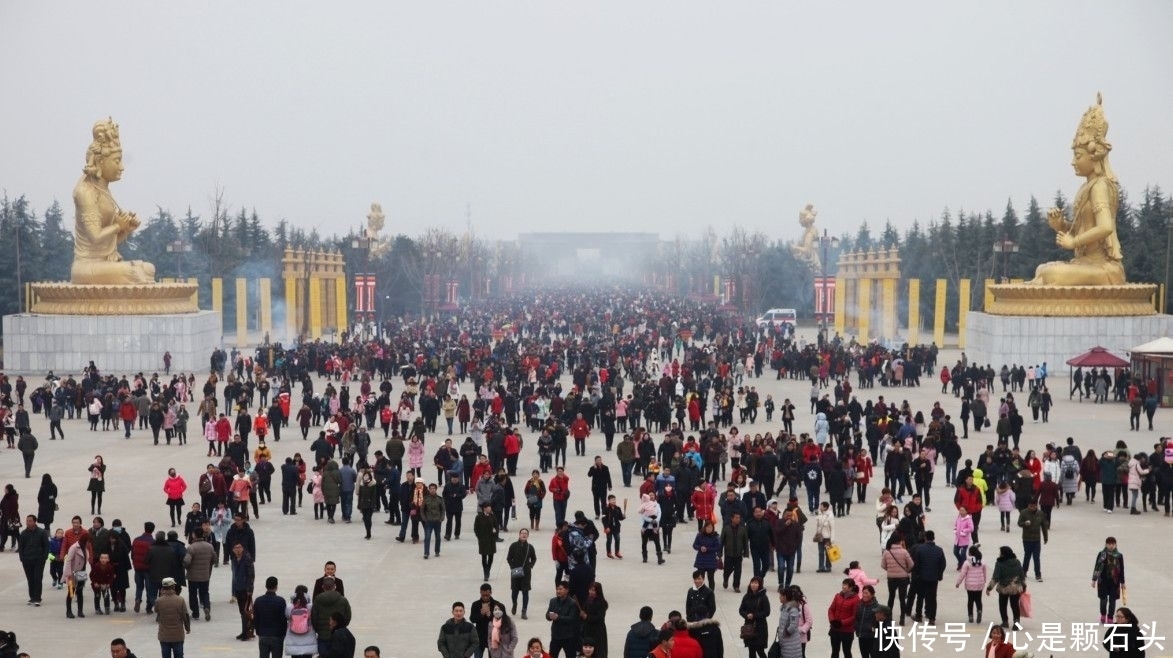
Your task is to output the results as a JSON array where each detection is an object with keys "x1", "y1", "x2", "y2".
[
  {"x1": 199, "y1": 477, "x2": 213, "y2": 494},
  {"x1": 1062, "y1": 460, "x2": 1078, "y2": 480},
  {"x1": 289, "y1": 606, "x2": 310, "y2": 634},
  {"x1": 564, "y1": 527, "x2": 593, "y2": 566}
]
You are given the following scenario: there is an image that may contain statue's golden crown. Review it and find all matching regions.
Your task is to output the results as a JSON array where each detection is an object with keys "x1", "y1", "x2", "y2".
[
  {"x1": 91, "y1": 117, "x2": 121, "y2": 151},
  {"x1": 1072, "y1": 92, "x2": 1110, "y2": 152}
]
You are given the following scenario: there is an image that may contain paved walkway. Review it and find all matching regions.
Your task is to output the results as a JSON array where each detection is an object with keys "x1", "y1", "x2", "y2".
[{"x1": 0, "y1": 347, "x2": 1168, "y2": 658}]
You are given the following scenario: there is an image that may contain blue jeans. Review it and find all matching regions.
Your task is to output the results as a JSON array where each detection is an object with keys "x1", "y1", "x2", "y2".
[
  {"x1": 159, "y1": 641, "x2": 184, "y2": 658},
  {"x1": 817, "y1": 541, "x2": 830, "y2": 571},
  {"x1": 621, "y1": 461, "x2": 635, "y2": 487},
  {"x1": 134, "y1": 569, "x2": 148, "y2": 604},
  {"x1": 953, "y1": 544, "x2": 969, "y2": 568},
  {"x1": 147, "y1": 579, "x2": 160, "y2": 609},
  {"x1": 423, "y1": 521, "x2": 442, "y2": 556},
  {"x1": 124, "y1": 419, "x2": 133, "y2": 437},
  {"x1": 553, "y1": 500, "x2": 568, "y2": 526},
  {"x1": 750, "y1": 547, "x2": 770, "y2": 579},
  {"x1": 341, "y1": 491, "x2": 353, "y2": 521},
  {"x1": 1021, "y1": 540, "x2": 1042, "y2": 578},
  {"x1": 775, "y1": 551, "x2": 796, "y2": 588},
  {"x1": 805, "y1": 485, "x2": 819, "y2": 512}
]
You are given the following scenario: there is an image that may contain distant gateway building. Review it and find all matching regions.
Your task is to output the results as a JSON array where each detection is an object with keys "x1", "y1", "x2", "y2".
[{"x1": 518, "y1": 232, "x2": 660, "y2": 278}]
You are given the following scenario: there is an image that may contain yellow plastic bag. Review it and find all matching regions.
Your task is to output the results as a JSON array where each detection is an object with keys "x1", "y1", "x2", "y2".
[{"x1": 826, "y1": 543, "x2": 842, "y2": 563}]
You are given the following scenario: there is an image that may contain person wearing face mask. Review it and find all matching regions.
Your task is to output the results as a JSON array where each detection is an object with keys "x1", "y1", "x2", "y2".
[
  {"x1": 486, "y1": 604, "x2": 517, "y2": 658},
  {"x1": 163, "y1": 468, "x2": 188, "y2": 528}
]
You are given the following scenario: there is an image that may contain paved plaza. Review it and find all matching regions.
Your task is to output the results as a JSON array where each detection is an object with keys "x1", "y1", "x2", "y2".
[{"x1": 0, "y1": 346, "x2": 1169, "y2": 658}]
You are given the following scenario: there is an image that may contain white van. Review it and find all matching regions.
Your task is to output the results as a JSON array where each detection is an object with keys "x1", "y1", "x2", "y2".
[{"x1": 755, "y1": 308, "x2": 797, "y2": 328}]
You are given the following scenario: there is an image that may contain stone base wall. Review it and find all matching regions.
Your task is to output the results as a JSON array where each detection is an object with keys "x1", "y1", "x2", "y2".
[
  {"x1": 2, "y1": 311, "x2": 222, "y2": 375},
  {"x1": 965, "y1": 312, "x2": 1173, "y2": 373}
]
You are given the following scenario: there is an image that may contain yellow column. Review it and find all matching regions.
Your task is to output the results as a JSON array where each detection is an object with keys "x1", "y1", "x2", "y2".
[
  {"x1": 309, "y1": 277, "x2": 323, "y2": 340},
  {"x1": 933, "y1": 279, "x2": 947, "y2": 347},
  {"x1": 983, "y1": 278, "x2": 995, "y2": 312},
  {"x1": 284, "y1": 277, "x2": 298, "y2": 342},
  {"x1": 833, "y1": 277, "x2": 847, "y2": 336},
  {"x1": 235, "y1": 277, "x2": 248, "y2": 347},
  {"x1": 713, "y1": 275, "x2": 720, "y2": 297},
  {"x1": 335, "y1": 277, "x2": 348, "y2": 338},
  {"x1": 211, "y1": 277, "x2": 223, "y2": 317},
  {"x1": 881, "y1": 278, "x2": 897, "y2": 341},
  {"x1": 958, "y1": 278, "x2": 971, "y2": 349},
  {"x1": 907, "y1": 279, "x2": 920, "y2": 345},
  {"x1": 258, "y1": 278, "x2": 272, "y2": 339},
  {"x1": 189, "y1": 278, "x2": 199, "y2": 309},
  {"x1": 857, "y1": 279, "x2": 871, "y2": 343}
]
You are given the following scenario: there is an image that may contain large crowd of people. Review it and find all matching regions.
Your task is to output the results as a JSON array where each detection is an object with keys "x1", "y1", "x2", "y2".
[{"x1": 0, "y1": 287, "x2": 1168, "y2": 658}]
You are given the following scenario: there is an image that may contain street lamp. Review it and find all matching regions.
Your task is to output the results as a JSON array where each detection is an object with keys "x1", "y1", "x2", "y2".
[
  {"x1": 818, "y1": 229, "x2": 840, "y2": 325},
  {"x1": 166, "y1": 240, "x2": 193, "y2": 279},
  {"x1": 993, "y1": 239, "x2": 1019, "y2": 283}
]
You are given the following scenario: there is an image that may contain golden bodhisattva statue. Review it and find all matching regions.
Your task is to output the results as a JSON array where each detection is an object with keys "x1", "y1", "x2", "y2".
[
  {"x1": 70, "y1": 118, "x2": 156, "y2": 285},
  {"x1": 987, "y1": 94, "x2": 1155, "y2": 316},
  {"x1": 1028, "y1": 94, "x2": 1124, "y2": 286},
  {"x1": 28, "y1": 119, "x2": 197, "y2": 315}
]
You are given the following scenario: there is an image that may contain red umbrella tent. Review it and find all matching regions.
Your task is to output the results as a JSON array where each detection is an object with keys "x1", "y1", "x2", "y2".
[
  {"x1": 1066, "y1": 346, "x2": 1129, "y2": 368},
  {"x1": 1066, "y1": 346, "x2": 1129, "y2": 402}
]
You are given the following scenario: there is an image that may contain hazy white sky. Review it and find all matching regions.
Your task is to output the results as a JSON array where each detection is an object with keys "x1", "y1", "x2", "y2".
[{"x1": 2, "y1": 2, "x2": 1172, "y2": 242}]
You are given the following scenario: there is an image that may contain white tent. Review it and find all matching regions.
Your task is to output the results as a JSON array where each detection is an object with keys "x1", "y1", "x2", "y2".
[{"x1": 1130, "y1": 337, "x2": 1173, "y2": 355}]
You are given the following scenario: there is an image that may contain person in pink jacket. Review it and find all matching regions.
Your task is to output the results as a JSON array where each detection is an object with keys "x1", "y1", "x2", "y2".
[
  {"x1": 954, "y1": 545, "x2": 987, "y2": 624},
  {"x1": 842, "y1": 561, "x2": 879, "y2": 592},
  {"x1": 994, "y1": 481, "x2": 1016, "y2": 532},
  {"x1": 952, "y1": 506, "x2": 974, "y2": 569}
]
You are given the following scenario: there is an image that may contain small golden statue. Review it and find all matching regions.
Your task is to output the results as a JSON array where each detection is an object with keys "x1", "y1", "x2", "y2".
[
  {"x1": 790, "y1": 203, "x2": 821, "y2": 272},
  {"x1": 1027, "y1": 93, "x2": 1124, "y2": 286},
  {"x1": 70, "y1": 118, "x2": 156, "y2": 285}
]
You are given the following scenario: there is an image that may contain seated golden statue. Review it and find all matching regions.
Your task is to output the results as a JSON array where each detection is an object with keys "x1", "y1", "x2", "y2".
[
  {"x1": 70, "y1": 118, "x2": 156, "y2": 285},
  {"x1": 1028, "y1": 94, "x2": 1125, "y2": 286}
]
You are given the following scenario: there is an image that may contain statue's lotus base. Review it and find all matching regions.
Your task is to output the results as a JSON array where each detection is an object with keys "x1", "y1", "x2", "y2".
[
  {"x1": 2, "y1": 310, "x2": 222, "y2": 374},
  {"x1": 987, "y1": 283, "x2": 1157, "y2": 316},
  {"x1": 29, "y1": 282, "x2": 199, "y2": 315}
]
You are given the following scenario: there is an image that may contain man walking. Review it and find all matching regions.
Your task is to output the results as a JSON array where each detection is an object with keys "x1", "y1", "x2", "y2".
[
  {"x1": 183, "y1": 533, "x2": 215, "y2": 621},
  {"x1": 587, "y1": 456, "x2": 612, "y2": 519},
  {"x1": 908, "y1": 530, "x2": 946, "y2": 625},
  {"x1": 16, "y1": 428, "x2": 38, "y2": 478},
  {"x1": 155, "y1": 577, "x2": 191, "y2": 658},
  {"x1": 230, "y1": 542, "x2": 256, "y2": 640},
  {"x1": 437, "y1": 601, "x2": 479, "y2": 658},
  {"x1": 311, "y1": 577, "x2": 351, "y2": 656},
  {"x1": 18, "y1": 514, "x2": 49, "y2": 605},
  {"x1": 251, "y1": 576, "x2": 288, "y2": 658},
  {"x1": 1017, "y1": 500, "x2": 1049, "y2": 582}
]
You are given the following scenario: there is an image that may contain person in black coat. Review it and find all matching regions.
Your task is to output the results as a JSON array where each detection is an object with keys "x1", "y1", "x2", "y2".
[
  {"x1": 907, "y1": 530, "x2": 946, "y2": 625},
  {"x1": 280, "y1": 458, "x2": 300, "y2": 515}
]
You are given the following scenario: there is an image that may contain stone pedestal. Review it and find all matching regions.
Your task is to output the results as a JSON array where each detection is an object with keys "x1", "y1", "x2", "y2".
[
  {"x1": 2, "y1": 311, "x2": 222, "y2": 375},
  {"x1": 965, "y1": 312, "x2": 1173, "y2": 373}
]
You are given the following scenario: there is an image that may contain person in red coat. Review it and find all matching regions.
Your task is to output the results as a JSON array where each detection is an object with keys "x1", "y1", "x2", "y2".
[
  {"x1": 570, "y1": 414, "x2": 590, "y2": 457},
  {"x1": 670, "y1": 620, "x2": 703, "y2": 658},
  {"x1": 690, "y1": 483, "x2": 716, "y2": 531},
  {"x1": 119, "y1": 397, "x2": 138, "y2": 438},
  {"x1": 982, "y1": 625, "x2": 1014, "y2": 658},
  {"x1": 827, "y1": 579, "x2": 861, "y2": 658}
]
